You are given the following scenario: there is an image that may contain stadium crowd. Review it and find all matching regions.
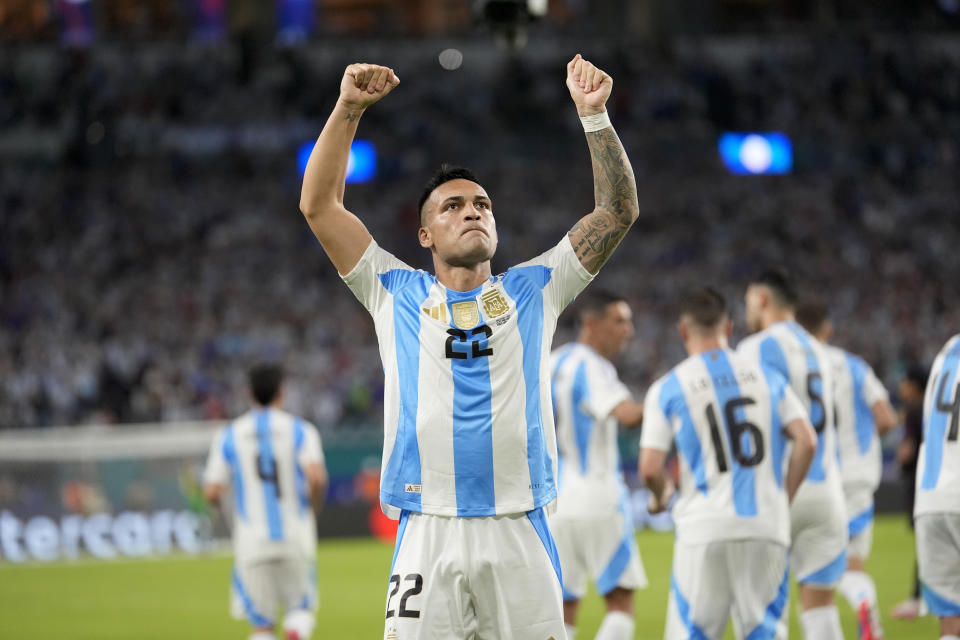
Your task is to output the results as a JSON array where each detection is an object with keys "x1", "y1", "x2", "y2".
[{"x1": 1, "y1": 33, "x2": 958, "y2": 430}]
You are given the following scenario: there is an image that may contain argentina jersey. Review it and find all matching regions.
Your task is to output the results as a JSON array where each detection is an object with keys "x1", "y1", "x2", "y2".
[
  {"x1": 342, "y1": 236, "x2": 594, "y2": 518},
  {"x1": 204, "y1": 408, "x2": 324, "y2": 562},
  {"x1": 827, "y1": 343, "x2": 890, "y2": 494},
  {"x1": 738, "y1": 321, "x2": 838, "y2": 486},
  {"x1": 551, "y1": 342, "x2": 632, "y2": 516},
  {"x1": 641, "y1": 348, "x2": 806, "y2": 546},
  {"x1": 916, "y1": 334, "x2": 960, "y2": 516}
]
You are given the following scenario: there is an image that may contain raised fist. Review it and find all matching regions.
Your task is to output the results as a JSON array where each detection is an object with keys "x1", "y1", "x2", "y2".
[
  {"x1": 565, "y1": 54, "x2": 612, "y2": 117},
  {"x1": 340, "y1": 63, "x2": 400, "y2": 110}
]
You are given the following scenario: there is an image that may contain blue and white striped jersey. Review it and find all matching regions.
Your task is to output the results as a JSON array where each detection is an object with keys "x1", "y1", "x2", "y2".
[
  {"x1": 204, "y1": 408, "x2": 325, "y2": 562},
  {"x1": 738, "y1": 321, "x2": 838, "y2": 486},
  {"x1": 641, "y1": 348, "x2": 806, "y2": 545},
  {"x1": 825, "y1": 343, "x2": 890, "y2": 493},
  {"x1": 342, "y1": 236, "x2": 594, "y2": 518},
  {"x1": 551, "y1": 342, "x2": 632, "y2": 516},
  {"x1": 916, "y1": 334, "x2": 960, "y2": 516}
]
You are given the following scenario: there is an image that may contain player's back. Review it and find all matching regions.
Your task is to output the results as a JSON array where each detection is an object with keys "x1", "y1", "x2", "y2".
[
  {"x1": 827, "y1": 343, "x2": 888, "y2": 494},
  {"x1": 738, "y1": 321, "x2": 837, "y2": 486},
  {"x1": 550, "y1": 342, "x2": 630, "y2": 515},
  {"x1": 216, "y1": 407, "x2": 318, "y2": 561},
  {"x1": 642, "y1": 348, "x2": 795, "y2": 546},
  {"x1": 916, "y1": 333, "x2": 960, "y2": 516}
]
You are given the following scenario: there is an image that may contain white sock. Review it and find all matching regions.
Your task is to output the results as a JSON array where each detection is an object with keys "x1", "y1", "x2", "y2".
[
  {"x1": 941, "y1": 636, "x2": 960, "y2": 640},
  {"x1": 565, "y1": 623, "x2": 577, "y2": 639},
  {"x1": 594, "y1": 611, "x2": 634, "y2": 640},
  {"x1": 838, "y1": 570, "x2": 878, "y2": 610},
  {"x1": 248, "y1": 632, "x2": 274, "y2": 640},
  {"x1": 283, "y1": 609, "x2": 315, "y2": 639},
  {"x1": 800, "y1": 605, "x2": 843, "y2": 640}
]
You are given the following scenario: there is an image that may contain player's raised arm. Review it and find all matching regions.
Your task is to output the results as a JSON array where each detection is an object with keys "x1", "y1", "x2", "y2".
[
  {"x1": 299, "y1": 63, "x2": 399, "y2": 275},
  {"x1": 565, "y1": 54, "x2": 639, "y2": 275}
]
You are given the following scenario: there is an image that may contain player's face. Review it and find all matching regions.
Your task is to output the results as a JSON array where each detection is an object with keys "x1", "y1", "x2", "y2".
[
  {"x1": 744, "y1": 285, "x2": 766, "y2": 333},
  {"x1": 597, "y1": 301, "x2": 634, "y2": 356},
  {"x1": 419, "y1": 179, "x2": 498, "y2": 267}
]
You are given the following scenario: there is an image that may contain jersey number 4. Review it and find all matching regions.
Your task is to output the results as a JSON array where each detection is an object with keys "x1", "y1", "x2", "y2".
[
  {"x1": 706, "y1": 397, "x2": 765, "y2": 471},
  {"x1": 934, "y1": 373, "x2": 960, "y2": 442}
]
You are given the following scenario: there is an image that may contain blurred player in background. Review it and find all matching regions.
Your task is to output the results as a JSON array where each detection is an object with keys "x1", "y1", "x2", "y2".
[
  {"x1": 640, "y1": 287, "x2": 817, "y2": 640},
  {"x1": 550, "y1": 289, "x2": 647, "y2": 640},
  {"x1": 892, "y1": 365, "x2": 930, "y2": 620},
  {"x1": 796, "y1": 301, "x2": 897, "y2": 640},
  {"x1": 915, "y1": 334, "x2": 960, "y2": 640},
  {"x1": 203, "y1": 365, "x2": 328, "y2": 640},
  {"x1": 737, "y1": 270, "x2": 847, "y2": 640},
  {"x1": 298, "y1": 55, "x2": 638, "y2": 638}
]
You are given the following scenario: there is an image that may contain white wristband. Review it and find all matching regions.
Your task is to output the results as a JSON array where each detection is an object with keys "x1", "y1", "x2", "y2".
[{"x1": 580, "y1": 111, "x2": 611, "y2": 133}]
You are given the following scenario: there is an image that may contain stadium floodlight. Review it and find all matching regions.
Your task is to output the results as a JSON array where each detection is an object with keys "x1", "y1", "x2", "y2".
[
  {"x1": 718, "y1": 132, "x2": 793, "y2": 175},
  {"x1": 298, "y1": 139, "x2": 378, "y2": 183}
]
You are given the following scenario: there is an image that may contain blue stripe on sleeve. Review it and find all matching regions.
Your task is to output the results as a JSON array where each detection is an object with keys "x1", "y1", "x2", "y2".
[
  {"x1": 221, "y1": 424, "x2": 245, "y2": 521},
  {"x1": 256, "y1": 410, "x2": 284, "y2": 541},
  {"x1": 378, "y1": 271, "x2": 433, "y2": 512},
  {"x1": 783, "y1": 324, "x2": 827, "y2": 482},
  {"x1": 845, "y1": 354, "x2": 875, "y2": 455},
  {"x1": 571, "y1": 361, "x2": 593, "y2": 474},
  {"x1": 293, "y1": 418, "x2": 308, "y2": 515},
  {"x1": 504, "y1": 265, "x2": 554, "y2": 509},
  {"x1": 660, "y1": 372, "x2": 708, "y2": 495},
  {"x1": 447, "y1": 288, "x2": 496, "y2": 516},
  {"x1": 701, "y1": 349, "x2": 756, "y2": 517}
]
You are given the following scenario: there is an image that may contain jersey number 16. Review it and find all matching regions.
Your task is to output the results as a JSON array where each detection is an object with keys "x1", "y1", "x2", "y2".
[{"x1": 706, "y1": 397, "x2": 765, "y2": 471}]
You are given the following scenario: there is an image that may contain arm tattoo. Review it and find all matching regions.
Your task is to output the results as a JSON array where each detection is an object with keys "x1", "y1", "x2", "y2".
[
  {"x1": 343, "y1": 111, "x2": 360, "y2": 122},
  {"x1": 569, "y1": 126, "x2": 639, "y2": 274}
]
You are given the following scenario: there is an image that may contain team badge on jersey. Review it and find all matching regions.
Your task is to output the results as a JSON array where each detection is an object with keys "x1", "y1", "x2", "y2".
[
  {"x1": 451, "y1": 301, "x2": 480, "y2": 329},
  {"x1": 480, "y1": 288, "x2": 510, "y2": 319}
]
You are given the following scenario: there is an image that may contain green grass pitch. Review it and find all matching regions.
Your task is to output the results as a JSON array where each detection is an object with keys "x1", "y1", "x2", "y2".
[{"x1": 0, "y1": 515, "x2": 938, "y2": 639}]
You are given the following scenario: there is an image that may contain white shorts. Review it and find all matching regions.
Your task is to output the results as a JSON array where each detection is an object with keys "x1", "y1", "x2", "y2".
[
  {"x1": 383, "y1": 508, "x2": 565, "y2": 640},
  {"x1": 550, "y1": 501, "x2": 647, "y2": 600},
  {"x1": 231, "y1": 556, "x2": 317, "y2": 627},
  {"x1": 916, "y1": 512, "x2": 960, "y2": 618},
  {"x1": 790, "y1": 481, "x2": 848, "y2": 587},
  {"x1": 844, "y1": 487, "x2": 875, "y2": 560},
  {"x1": 665, "y1": 538, "x2": 789, "y2": 640}
]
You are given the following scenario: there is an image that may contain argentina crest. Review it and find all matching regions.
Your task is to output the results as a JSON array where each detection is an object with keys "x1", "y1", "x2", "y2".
[
  {"x1": 451, "y1": 301, "x2": 480, "y2": 329},
  {"x1": 480, "y1": 288, "x2": 509, "y2": 319}
]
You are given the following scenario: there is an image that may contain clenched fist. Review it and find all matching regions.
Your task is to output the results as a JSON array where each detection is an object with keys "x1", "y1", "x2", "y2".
[
  {"x1": 565, "y1": 54, "x2": 612, "y2": 117},
  {"x1": 340, "y1": 63, "x2": 400, "y2": 111}
]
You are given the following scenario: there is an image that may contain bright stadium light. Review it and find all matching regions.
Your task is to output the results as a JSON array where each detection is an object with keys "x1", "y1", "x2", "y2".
[
  {"x1": 718, "y1": 132, "x2": 793, "y2": 175},
  {"x1": 298, "y1": 139, "x2": 378, "y2": 183}
]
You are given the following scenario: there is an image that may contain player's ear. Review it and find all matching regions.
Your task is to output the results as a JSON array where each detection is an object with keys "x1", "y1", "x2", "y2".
[
  {"x1": 723, "y1": 319, "x2": 733, "y2": 339},
  {"x1": 418, "y1": 226, "x2": 432, "y2": 249},
  {"x1": 677, "y1": 319, "x2": 689, "y2": 343}
]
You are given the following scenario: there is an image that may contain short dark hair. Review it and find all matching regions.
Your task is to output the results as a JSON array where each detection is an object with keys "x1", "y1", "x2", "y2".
[
  {"x1": 577, "y1": 289, "x2": 626, "y2": 323},
  {"x1": 417, "y1": 164, "x2": 481, "y2": 225},
  {"x1": 249, "y1": 364, "x2": 284, "y2": 406},
  {"x1": 678, "y1": 287, "x2": 727, "y2": 329},
  {"x1": 903, "y1": 365, "x2": 928, "y2": 391},
  {"x1": 750, "y1": 268, "x2": 798, "y2": 309},
  {"x1": 795, "y1": 299, "x2": 830, "y2": 335}
]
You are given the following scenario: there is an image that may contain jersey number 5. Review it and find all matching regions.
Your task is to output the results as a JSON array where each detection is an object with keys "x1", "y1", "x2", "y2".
[
  {"x1": 706, "y1": 397, "x2": 765, "y2": 471},
  {"x1": 934, "y1": 373, "x2": 960, "y2": 442}
]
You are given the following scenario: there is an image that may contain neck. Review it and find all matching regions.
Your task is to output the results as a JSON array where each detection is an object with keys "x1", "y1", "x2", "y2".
[
  {"x1": 577, "y1": 332, "x2": 611, "y2": 360},
  {"x1": 434, "y1": 258, "x2": 492, "y2": 292},
  {"x1": 763, "y1": 307, "x2": 794, "y2": 330},
  {"x1": 685, "y1": 333, "x2": 728, "y2": 356}
]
